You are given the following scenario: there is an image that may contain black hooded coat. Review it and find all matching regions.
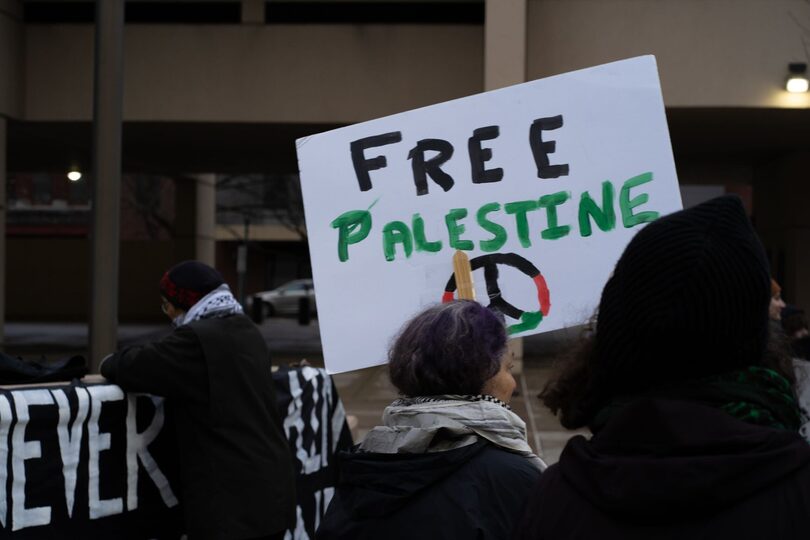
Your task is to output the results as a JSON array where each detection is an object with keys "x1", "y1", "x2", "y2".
[
  {"x1": 513, "y1": 398, "x2": 810, "y2": 540},
  {"x1": 317, "y1": 440, "x2": 540, "y2": 540},
  {"x1": 101, "y1": 315, "x2": 296, "y2": 540}
]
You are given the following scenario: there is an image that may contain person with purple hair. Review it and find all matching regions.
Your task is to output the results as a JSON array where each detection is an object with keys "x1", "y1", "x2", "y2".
[{"x1": 316, "y1": 300, "x2": 543, "y2": 540}]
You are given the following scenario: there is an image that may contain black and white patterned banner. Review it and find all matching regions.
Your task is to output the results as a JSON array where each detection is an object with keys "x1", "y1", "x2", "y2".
[
  {"x1": 276, "y1": 366, "x2": 353, "y2": 540},
  {"x1": 0, "y1": 366, "x2": 352, "y2": 539}
]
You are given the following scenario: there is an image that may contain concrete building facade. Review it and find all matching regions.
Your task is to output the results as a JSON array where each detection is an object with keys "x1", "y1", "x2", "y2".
[{"x1": 1, "y1": 0, "x2": 810, "y2": 323}]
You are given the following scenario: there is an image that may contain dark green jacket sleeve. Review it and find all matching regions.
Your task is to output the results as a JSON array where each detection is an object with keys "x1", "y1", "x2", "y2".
[{"x1": 100, "y1": 324, "x2": 208, "y2": 402}]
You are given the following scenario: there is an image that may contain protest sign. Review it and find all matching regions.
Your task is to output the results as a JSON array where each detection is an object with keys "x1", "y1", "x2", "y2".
[{"x1": 297, "y1": 55, "x2": 682, "y2": 374}]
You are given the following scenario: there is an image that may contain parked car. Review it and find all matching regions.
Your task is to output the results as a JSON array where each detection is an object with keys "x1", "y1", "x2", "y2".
[{"x1": 252, "y1": 279, "x2": 317, "y2": 317}]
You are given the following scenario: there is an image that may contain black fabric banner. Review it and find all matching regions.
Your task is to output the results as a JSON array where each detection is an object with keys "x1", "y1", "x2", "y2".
[
  {"x1": 0, "y1": 366, "x2": 352, "y2": 539},
  {"x1": 274, "y1": 366, "x2": 354, "y2": 539}
]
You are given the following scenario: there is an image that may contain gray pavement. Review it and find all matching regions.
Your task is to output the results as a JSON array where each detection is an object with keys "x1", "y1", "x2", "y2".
[
  {"x1": 3, "y1": 317, "x2": 323, "y2": 359},
  {"x1": 4, "y1": 317, "x2": 585, "y2": 464}
]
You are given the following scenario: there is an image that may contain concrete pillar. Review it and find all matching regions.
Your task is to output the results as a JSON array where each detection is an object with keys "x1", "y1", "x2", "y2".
[
  {"x1": 1, "y1": 1, "x2": 24, "y2": 120},
  {"x1": 1, "y1": 2, "x2": 23, "y2": 340},
  {"x1": 0, "y1": 117, "x2": 6, "y2": 350},
  {"x1": 484, "y1": 0, "x2": 527, "y2": 90},
  {"x1": 241, "y1": 0, "x2": 264, "y2": 24},
  {"x1": 485, "y1": 0, "x2": 527, "y2": 371},
  {"x1": 89, "y1": 0, "x2": 124, "y2": 371},
  {"x1": 195, "y1": 173, "x2": 217, "y2": 266}
]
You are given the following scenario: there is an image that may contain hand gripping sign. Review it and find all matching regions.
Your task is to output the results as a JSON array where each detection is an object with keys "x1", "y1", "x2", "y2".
[{"x1": 297, "y1": 56, "x2": 682, "y2": 374}]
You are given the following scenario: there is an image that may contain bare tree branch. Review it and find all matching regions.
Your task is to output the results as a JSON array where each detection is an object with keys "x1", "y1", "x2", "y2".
[
  {"x1": 215, "y1": 173, "x2": 308, "y2": 241},
  {"x1": 790, "y1": 10, "x2": 810, "y2": 36},
  {"x1": 803, "y1": 34, "x2": 810, "y2": 63},
  {"x1": 124, "y1": 175, "x2": 175, "y2": 239},
  {"x1": 789, "y1": 9, "x2": 810, "y2": 61}
]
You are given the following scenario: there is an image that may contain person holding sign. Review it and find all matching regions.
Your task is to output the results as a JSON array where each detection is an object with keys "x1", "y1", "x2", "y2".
[
  {"x1": 101, "y1": 261, "x2": 296, "y2": 540},
  {"x1": 514, "y1": 196, "x2": 810, "y2": 539},
  {"x1": 317, "y1": 300, "x2": 543, "y2": 540}
]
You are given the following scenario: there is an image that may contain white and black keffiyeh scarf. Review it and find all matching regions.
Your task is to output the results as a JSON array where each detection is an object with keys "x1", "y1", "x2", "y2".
[
  {"x1": 359, "y1": 395, "x2": 546, "y2": 470},
  {"x1": 173, "y1": 284, "x2": 244, "y2": 327},
  {"x1": 399, "y1": 394, "x2": 513, "y2": 410}
]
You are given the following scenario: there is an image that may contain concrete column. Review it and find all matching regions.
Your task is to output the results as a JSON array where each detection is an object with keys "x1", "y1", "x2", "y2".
[
  {"x1": 484, "y1": 0, "x2": 527, "y2": 90},
  {"x1": 241, "y1": 0, "x2": 264, "y2": 24},
  {"x1": 89, "y1": 0, "x2": 124, "y2": 371},
  {"x1": 0, "y1": 117, "x2": 6, "y2": 350},
  {"x1": 195, "y1": 173, "x2": 217, "y2": 266},
  {"x1": 486, "y1": 0, "x2": 527, "y2": 372},
  {"x1": 1, "y1": 1, "x2": 24, "y2": 120}
]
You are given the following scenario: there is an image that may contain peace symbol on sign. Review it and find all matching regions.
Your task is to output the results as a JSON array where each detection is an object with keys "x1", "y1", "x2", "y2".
[{"x1": 442, "y1": 253, "x2": 551, "y2": 335}]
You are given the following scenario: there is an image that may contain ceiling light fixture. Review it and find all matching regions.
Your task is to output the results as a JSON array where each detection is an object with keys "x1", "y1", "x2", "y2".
[{"x1": 786, "y1": 62, "x2": 809, "y2": 93}]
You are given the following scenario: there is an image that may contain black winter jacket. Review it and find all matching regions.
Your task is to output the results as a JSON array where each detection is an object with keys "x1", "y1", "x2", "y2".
[
  {"x1": 101, "y1": 315, "x2": 296, "y2": 540},
  {"x1": 514, "y1": 398, "x2": 810, "y2": 540},
  {"x1": 317, "y1": 440, "x2": 540, "y2": 540}
]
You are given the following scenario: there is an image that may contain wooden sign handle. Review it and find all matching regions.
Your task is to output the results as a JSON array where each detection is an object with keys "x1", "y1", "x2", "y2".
[{"x1": 453, "y1": 250, "x2": 476, "y2": 301}]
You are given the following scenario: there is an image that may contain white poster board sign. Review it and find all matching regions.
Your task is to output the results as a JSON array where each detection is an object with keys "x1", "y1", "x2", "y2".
[{"x1": 297, "y1": 56, "x2": 682, "y2": 374}]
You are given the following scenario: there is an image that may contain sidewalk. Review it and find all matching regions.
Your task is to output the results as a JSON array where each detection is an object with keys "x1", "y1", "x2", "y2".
[
  {"x1": 3, "y1": 317, "x2": 323, "y2": 359},
  {"x1": 4, "y1": 317, "x2": 579, "y2": 360},
  {"x1": 4, "y1": 317, "x2": 585, "y2": 464}
]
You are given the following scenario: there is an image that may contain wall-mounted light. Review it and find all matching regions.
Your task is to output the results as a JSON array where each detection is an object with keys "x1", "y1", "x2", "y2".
[
  {"x1": 786, "y1": 62, "x2": 809, "y2": 93},
  {"x1": 67, "y1": 168, "x2": 82, "y2": 182}
]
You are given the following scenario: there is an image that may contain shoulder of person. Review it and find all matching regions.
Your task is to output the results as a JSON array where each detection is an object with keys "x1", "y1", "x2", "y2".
[
  {"x1": 184, "y1": 315, "x2": 266, "y2": 354},
  {"x1": 183, "y1": 313, "x2": 252, "y2": 334},
  {"x1": 186, "y1": 313, "x2": 253, "y2": 331},
  {"x1": 469, "y1": 443, "x2": 542, "y2": 483},
  {"x1": 166, "y1": 321, "x2": 203, "y2": 342}
]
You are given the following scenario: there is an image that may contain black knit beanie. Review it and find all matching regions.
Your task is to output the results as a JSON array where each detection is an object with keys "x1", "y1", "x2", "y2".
[
  {"x1": 159, "y1": 260, "x2": 225, "y2": 310},
  {"x1": 593, "y1": 194, "x2": 771, "y2": 398}
]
